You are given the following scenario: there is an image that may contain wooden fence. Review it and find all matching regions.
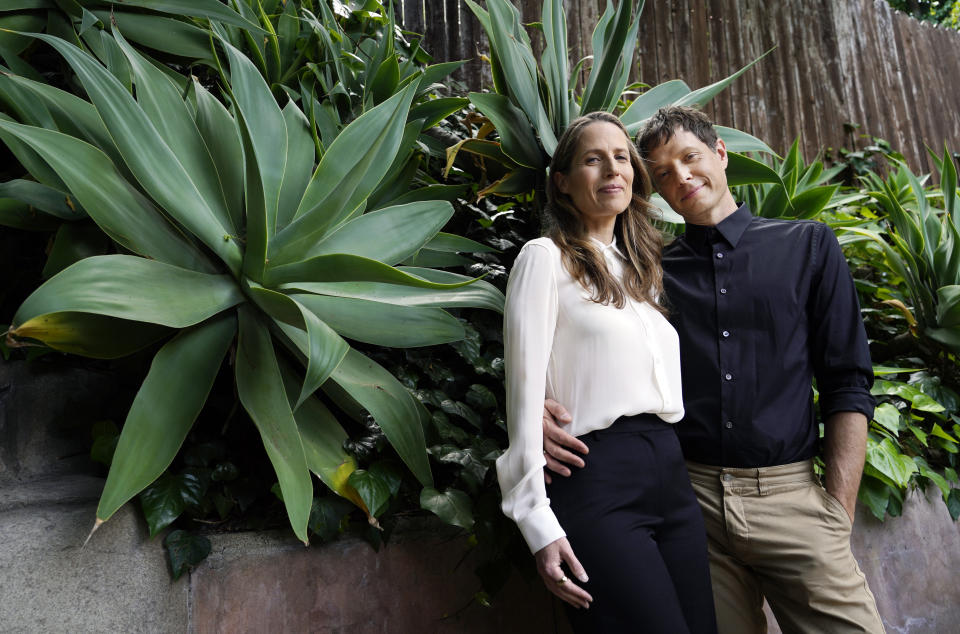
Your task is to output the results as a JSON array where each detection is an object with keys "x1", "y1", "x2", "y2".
[{"x1": 396, "y1": 0, "x2": 960, "y2": 174}]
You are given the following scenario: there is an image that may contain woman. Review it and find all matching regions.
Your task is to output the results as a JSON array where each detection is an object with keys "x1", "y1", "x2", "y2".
[{"x1": 496, "y1": 112, "x2": 717, "y2": 633}]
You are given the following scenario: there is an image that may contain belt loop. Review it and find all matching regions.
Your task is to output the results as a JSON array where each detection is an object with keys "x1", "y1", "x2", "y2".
[{"x1": 756, "y1": 468, "x2": 767, "y2": 496}]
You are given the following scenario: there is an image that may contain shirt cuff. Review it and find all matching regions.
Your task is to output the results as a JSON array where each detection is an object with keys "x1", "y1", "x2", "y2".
[
  {"x1": 518, "y1": 505, "x2": 566, "y2": 555},
  {"x1": 820, "y1": 387, "x2": 876, "y2": 421}
]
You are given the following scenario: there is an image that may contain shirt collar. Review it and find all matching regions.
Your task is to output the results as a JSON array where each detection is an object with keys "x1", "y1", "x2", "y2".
[
  {"x1": 682, "y1": 203, "x2": 752, "y2": 251},
  {"x1": 590, "y1": 235, "x2": 625, "y2": 259}
]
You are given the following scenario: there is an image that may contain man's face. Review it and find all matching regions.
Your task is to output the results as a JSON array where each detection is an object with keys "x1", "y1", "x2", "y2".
[{"x1": 646, "y1": 128, "x2": 736, "y2": 226}]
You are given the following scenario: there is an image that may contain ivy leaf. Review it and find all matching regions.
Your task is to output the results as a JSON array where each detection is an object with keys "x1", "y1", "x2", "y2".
[
  {"x1": 420, "y1": 486, "x2": 474, "y2": 529},
  {"x1": 872, "y1": 403, "x2": 902, "y2": 436},
  {"x1": 907, "y1": 424, "x2": 929, "y2": 446},
  {"x1": 466, "y1": 384, "x2": 498, "y2": 411},
  {"x1": 440, "y1": 398, "x2": 482, "y2": 428},
  {"x1": 347, "y1": 469, "x2": 392, "y2": 517},
  {"x1": 309, "y1": 497, "x2": 355, "y2": 542},
  {"x1": 865, "y1": 437, "x2": 918, "y2": 488},
  {"x1": 857, "y1": 476, "x2": 891, "y2": 521},
  {"x1": 872, "y1": 379, "x2": 946, "y2": 412},
  {"x1": 931, "y1": 423, "x2": 959, "y2": 443},
  {"x1": 369, "y1": 460, "x2": 404, "y2": 497},
  {"x1": 164, "y1": 530, "x2": 211, "y2": 581},
  {"x1": 947, "y1": 489, "x2": 960, "y2": 522},
  {"x1": 140, "y1": 473, "x2": 205, "y2": 537}
]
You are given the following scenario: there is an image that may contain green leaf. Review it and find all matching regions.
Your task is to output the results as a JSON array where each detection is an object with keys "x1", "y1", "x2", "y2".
[
  {"x1": 622, "y1": 79, "x2": 691, "y2": 132},
  {"x1": 164, "y1": 530, "x2": 212, "y2": 581},
  {"x1": 580, "y1": 0, "x2": 640, "y2": 115},
  {"x1": 105, "y1": 0, "x2": 262, "y2": 32},
  {"x1": 31, "y1": 33, "x2": 242, "y2": 273},
  {"x1": 469, "y1": 92, "x2": 544, "y2": 169},
  {"x1": 424, "y1": 232, "x2": 498, "y2": 254},
  {"x1": 857, "y1": 475, "x2": 891, "y2": 521},
  {"x1": 264, "y1": 253, "x2": 478, "y2": 289},
  {"x1": 192, "y1": 78, "x2": 244, "y2": 232},
  {"x1": 12, "y1": 255, "x2": 243, "y2": 330},
  {"x1": 716, "y1": 126, "x2": 776, "y2": 155},
  {"x1": 97, "y1": 314, "x2": 235, "y2": 521},
  {"x1": 872, "y1": 379, "x2": 947, "y2": 412},
  {"x1": 277, "y1": 100, "x2": 315, "y2": 231},
  {"x1": 346, "y1": 469, "x2": 391, "y2": 517},
  {"x1": 308, "y1": 496, "x2": 354, "y2": 542},
  {"x1": 0, "y1": 118, "x2": 214, "y2": 272},
  {"x1": 140, "y1": 472, "x2": 204, "y2": 537},
  {"x1": 872, "y1": 403, "x2": 902, "y2": 436},
  {"x1": 286, "y1": 201, "x2": 454, "y2": 266},
  {"x1": 790, "y1": 185, "x2": 839, "y2": 220},
  {"x1": 41, "y1": 223, "x2": 110, "y2": 279},
  {"x1": 97, "y1": 12, "x2": 212, "y2": 59},
  {"x1": 245, "y1": 283, "x2": 349, "y2": 409},
  {"x1": 540, "y1": 0, "x2": 569, "y2": 129},
  {"x1": 279, "y1": 277, "x2": 504, "y2": 313},
  {"x1": 0, "y1": 179, "x2": 84, "y2": 221},
  {"x1": 294, "y1": 294, "x2": 464, "y2": 348},
  {"x1": 947, "y1": 489, "x2": 960, "y2": 521},
  {"x1": 275, "y1": 82, "x2": 419, "y2": 256},
  {"x1": 234, "y1": 305, "x2": 314, "y2": 543},
  {"x1": 408, "y1": 97, "x2": 468, "y2": 130},
  {"x1": 420, "y1": 486, "x2": 474, "y2": 529},
  {"x1": 865, "y1": 436, "x2": 918, "y2": 487},
  {"x1": 726, "y1": 152, "x2": 785, "y2": 187},
  {"x1": 931, "y1": 423, "x2": 959, "y2": 443},
  {"x1": 674, "y1": 48, "x2": 774, "y2": 109},
  {"x1": 325, "y1": 349, "x2": 433, "y2": 487},
  {"x1": 0, "y1": 199, "x2": 60, "y2": 231}
]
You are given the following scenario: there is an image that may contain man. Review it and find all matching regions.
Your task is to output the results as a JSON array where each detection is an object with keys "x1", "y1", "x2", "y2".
[{"x1": 542, "y1": 106, "x2": 885, "y2": 633}]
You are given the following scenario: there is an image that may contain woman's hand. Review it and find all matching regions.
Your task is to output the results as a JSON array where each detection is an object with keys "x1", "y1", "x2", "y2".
[{"x1": 535, "y1": 537, "x2": 592, "y2": 609}]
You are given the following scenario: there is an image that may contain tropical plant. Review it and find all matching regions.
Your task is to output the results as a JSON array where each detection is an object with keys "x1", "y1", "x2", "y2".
[
  {"x1": 0, "y1": 28, "x2": 503, "y2": 544},
  {"x1": 445, "y1": 0, "x2": 774, "y2": 204}
]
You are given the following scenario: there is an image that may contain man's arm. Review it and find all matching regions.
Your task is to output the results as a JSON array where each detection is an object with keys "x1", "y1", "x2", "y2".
[
  {"x1": 822, "y1": 411, "x2": 868, "y2": 524},
  {"x1": 542, "y1": 399, "x2": 589, "y2": 484}
]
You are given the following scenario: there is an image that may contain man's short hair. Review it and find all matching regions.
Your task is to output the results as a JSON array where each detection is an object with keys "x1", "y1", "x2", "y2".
[{"x1": 636, "y1": 106, "x2": 719, "y2": 159}]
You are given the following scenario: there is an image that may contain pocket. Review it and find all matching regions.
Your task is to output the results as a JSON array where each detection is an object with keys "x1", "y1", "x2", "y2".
[{"x1": 814, "y1": 484, "x2": 852, "y2": 531}]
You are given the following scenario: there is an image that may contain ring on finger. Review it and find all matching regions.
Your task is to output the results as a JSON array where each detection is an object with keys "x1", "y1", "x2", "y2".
[{"x1": 557, "y1": 575, "x2": 568, "y2": 584}]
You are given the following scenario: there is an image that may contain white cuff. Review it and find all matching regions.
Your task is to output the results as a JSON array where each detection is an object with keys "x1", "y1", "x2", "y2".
[{"x1": 518, "y1": 505, "x2": 566, "y2": 554}]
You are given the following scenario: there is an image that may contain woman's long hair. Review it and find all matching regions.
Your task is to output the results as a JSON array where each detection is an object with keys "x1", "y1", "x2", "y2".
[{"x1": 545, "y1": 112, "x2": 665, "y2": 313}]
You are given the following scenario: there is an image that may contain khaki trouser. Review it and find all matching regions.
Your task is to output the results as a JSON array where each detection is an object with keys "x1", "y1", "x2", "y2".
[{"x1": 686, "y1": 460, "x2": 885, "y2": 634}]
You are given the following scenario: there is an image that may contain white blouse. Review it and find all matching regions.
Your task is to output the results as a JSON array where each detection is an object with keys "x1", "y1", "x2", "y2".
[{"x1": 496, "y1": 236, "x2": 684, "y2": 554}]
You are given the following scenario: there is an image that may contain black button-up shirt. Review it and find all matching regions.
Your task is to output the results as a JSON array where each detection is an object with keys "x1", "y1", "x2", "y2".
[{"x1": 663, "y1": 204, "x2": 874, "y2": 467}]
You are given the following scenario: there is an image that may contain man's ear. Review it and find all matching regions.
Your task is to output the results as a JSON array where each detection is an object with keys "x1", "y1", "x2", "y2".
[{"x1": 715, "y1": 138, "x2": 729, "y2": 169}]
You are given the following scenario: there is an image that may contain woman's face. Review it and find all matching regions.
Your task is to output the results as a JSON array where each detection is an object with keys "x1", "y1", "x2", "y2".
[{"x1": 553, "y1": 121, "x2": 634, "y2": 232}]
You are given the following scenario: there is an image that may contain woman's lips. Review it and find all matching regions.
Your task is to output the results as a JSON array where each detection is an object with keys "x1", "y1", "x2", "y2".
[{"x1": 598, "y1": 185, "x2": 623, "y2": 194}]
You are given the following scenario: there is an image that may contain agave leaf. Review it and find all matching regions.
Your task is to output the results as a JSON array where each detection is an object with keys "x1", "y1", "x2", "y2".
[
  {"x1": 408, "y1": 97, "x2": 470, "y2": 130},
  {"x1": 940, "y1": 144, "x2": 958, "y2": 223},
  {"x1": 936, "y1": 286, "x2": 960, "y2": 329},
  {"x1": 0, "y1": 179, "x2": 83, "y2": 220},
  {"x1": 716, "y1": 126, "x2": 776, "y2": 155},
  {"x1": 192, "y1": 78, "x2": 244, "y2": 231},
  {"x1": 444, "y1": 137, "x2": 521, "y2": 178},
  {"x1": 581, "y1": 0, "x2": 640, "y2": 115},
  {"x1": 674, "y1": 48, "x2": 774, "y2": 109},
  {"x1": 325, "y1": 348, "x2": 433, "y2": 487},
  {"x1": 379, "y1": 185, "x2": 472, "y2": 209},
  {"x1": 235, "y1": 305, "x2": 312, "y2": 543},
  {"x1": 277, "y1": 100, "x2": 315, "y2": 230},
  {"x1": 279, "y1": 276, "x2": 505, "y2": 313},
  {"x1": 621, "y1": 79, "x2": 691, "y2": 131},
  {"x1": 469, "y1": 92, "x2": 544, "y2": 170},
  {"x1": 96, "y1": 313, "x2": 236, "y2": 522},
  {"x1": 0, "y1": 199, "x2": 61, "y2": 231},
  {"x1": 272, "y1": 82, "x2": 419, "y2": 257},
  {"x1": 726, "y1": 152, "x2": 785, "y2": 187},
  {"x1": 424, "y1": 232, "x2": 498, "y2": 254},
  {"x1": 541, "y1": 0, "x2": 570, "y2": 128},
  {"x1": 0, "y1": 118, "x2": 214, "y2": 272},
  {"x1": 95, "y1": 11, "x2": 212, "y2": 59},
  {"x1": 791, "y1": 185, "x2": 840, "y2": 220},
  {"x1": 11, "y1": 255, "x2": 243, "y2": 331},
  {"x1": 30, "y1": 33, "x2": 243, "y2": 273},
  {"x1": 294, "y1": 294, "x2": 465, "y2": 348},
  {"x1": 112, "y1": 29, "x2": 233, "y2": 234},
  {"x1": 106, "y1": 0, "x2": 263, "y2": 32},
  {"x1": 293, "y1": 201, "x2": 454, "y2": 266},
  {"x1": 264, "y1": 253, "x2": 479, "y2": 288},
  {"x1": 244, "y1": 282, "x2": 349, "y2": 410},
  {"x1": 7, "y1": 313, "x2": 171, "y2": 359},
  {"x1": 41, "y1": 223, "x2": 110, "y2": 278}
]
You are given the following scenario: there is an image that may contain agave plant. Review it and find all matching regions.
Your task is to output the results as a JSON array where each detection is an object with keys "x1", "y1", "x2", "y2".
[
  {"x1": 841, "y1": 145, "x2": 960, "y2": 356},
  {"x1": 445, "y1": 0, "x2": 774, "y2": 202},
  {"x1": 0, "y1": 29, "x2": 503, "y2": 543}
]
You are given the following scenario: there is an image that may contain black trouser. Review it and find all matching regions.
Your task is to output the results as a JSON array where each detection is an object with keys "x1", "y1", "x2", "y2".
[{"x1": 546, "y1": 414, "x2": 717, "y2": 634}]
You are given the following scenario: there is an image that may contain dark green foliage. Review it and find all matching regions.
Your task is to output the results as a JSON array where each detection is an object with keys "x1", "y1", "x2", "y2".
[{"x1": 164, "y1": 530, "x2": 212, "y2": 581}]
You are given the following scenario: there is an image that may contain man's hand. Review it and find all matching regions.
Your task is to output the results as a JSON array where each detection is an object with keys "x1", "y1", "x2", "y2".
[
  {"x1": 535, "y1": 537, "x2": 592, "y2": 609},
  {"x1": 823, "y1": 411, "x2": 868, "y2": 525},
  {"x1": 542, "y1": 399, "x2": 589, "y2": 484}
]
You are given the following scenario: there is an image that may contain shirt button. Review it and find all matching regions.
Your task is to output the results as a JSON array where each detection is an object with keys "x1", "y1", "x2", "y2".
[
  {"x1": 719, "y1": 288, "x2": 727, "y2": 294},
  {"x1": 716, "y1": 252, "x2": 724, "y2": 259},
  {"x1": 724, "y1": 373, "x2": 733, "y2": 381},
  {"x1": 722, "y1": 474, "x2": 733, "y2": 482},
  {"x1": 722, "y1": 330, "x2": 730, "y2": 338},
  {"x1": 725, "y1": 421, "x2": 734, "y2": 429}
]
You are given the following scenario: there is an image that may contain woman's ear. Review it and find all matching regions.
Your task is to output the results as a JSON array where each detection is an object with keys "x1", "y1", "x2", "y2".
[{"x1": 553, "y1": 170, "x2": 568, "y2": 195}]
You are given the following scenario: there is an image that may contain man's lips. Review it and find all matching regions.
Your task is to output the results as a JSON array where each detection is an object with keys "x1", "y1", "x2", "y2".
[{"x1": 681, "y1": 184, "x2": 703, "y2": 201}]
